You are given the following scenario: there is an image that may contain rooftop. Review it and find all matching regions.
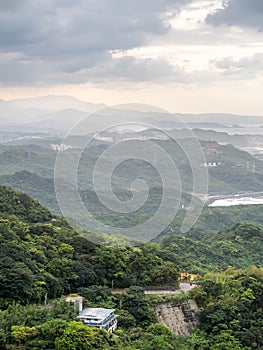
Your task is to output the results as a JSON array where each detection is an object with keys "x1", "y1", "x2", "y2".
[{"x1": 77, "y1": 308, "x2": 115, "y2": 322}]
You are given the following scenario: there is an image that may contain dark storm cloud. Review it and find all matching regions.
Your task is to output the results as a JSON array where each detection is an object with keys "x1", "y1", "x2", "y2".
[
  {"x1": 0, "y1": 0, "x2": 189, "y2": 85},
  {"x1": 206, "y1": 0, "x2": 263, "y2": 30}
]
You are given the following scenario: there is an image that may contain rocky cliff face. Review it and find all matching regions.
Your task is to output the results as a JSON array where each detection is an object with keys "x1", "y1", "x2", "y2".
[{"x1": 154, "y1": 299, "x2": 199, "y2": 335}]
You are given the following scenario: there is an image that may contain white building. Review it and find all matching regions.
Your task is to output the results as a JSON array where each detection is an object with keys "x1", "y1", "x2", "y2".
[{"x1": 77, "y1": 307, "x2": 118, "y2": 332}]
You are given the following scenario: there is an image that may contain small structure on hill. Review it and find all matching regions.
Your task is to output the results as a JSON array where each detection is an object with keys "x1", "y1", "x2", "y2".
[
  {"x1": 179, "y1": 273, "x2": 199, "y2": 282},
  {"x1": 77, "y1": 307, "x2": 118, "y2": 332},
  {"x1": 65, "y1": 295, "x2": 83, "y2": 313}
]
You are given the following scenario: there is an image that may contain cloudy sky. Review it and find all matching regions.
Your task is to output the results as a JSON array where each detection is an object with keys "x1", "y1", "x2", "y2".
[{"x1": 0, "y1": 0, "x2": 263, "y2": 114}]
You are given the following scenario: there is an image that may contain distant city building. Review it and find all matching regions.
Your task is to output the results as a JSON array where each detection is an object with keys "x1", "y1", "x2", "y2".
[
  {"x1": 77, "y1": 308, "x2": 118, "y2": 332},
  {"x1": 50, "y1": 143, "x2": 74, "y2": 151},
  {"x1": 200, "y1": 161, "x2": 221, "y2": 167}
]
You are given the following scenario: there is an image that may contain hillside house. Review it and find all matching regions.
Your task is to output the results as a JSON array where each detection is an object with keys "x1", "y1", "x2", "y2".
[{"x1": 77, "y1": 307, "x2": 118, "y2": 332}]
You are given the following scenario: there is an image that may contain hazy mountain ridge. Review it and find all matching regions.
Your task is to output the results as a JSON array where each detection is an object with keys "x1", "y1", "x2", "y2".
[
  {"x1": 0, "y1": 95, "x2": 104, "y2": 130},
  {"x1": 1, "y1": 95, "x2": 263, "y2": 135},
  {"x1": 10, "y1": 95, "x2": 105, "y2": 113}
]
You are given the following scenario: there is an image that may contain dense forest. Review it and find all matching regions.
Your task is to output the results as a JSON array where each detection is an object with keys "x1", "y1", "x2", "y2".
[
  {"x1": 3, "y1": 170, "x2": 263, "y2": 239},
  {"x1": 0, "y1": 185, "x2": 262, "y2": 349}
]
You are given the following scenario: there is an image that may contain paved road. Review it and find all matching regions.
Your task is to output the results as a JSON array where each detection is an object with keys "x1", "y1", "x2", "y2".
[
  {"x1": 179, "y1": 282, "x2": 197, "y2": 292},
  {"x1": 144, "y1": 283, "x2": 196, "y2": 295}
]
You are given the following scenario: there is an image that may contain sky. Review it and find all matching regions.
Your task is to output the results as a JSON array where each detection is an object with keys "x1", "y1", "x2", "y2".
[{"x1": 0, "y1": 0, "x2": 263, "y2": 114}]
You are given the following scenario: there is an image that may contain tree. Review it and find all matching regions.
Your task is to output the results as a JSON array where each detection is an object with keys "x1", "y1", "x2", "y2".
[
  {"x1": 122, "y1": 287, "x2": 156, "y2": 327},
  {"x1": 11, "y1": 325, "x2": 38, "y2": 349},
  {"x1": 210, "y1": 330, "x2": 249, "y2": 350},
  {"x1": 55, "y1": 321, "x2": 116, "y2": 350}
]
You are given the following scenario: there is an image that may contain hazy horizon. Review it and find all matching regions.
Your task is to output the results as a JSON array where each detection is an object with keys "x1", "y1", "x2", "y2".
[{"x1": 0, "y1": 94, "x2": 263, "y2": 117}]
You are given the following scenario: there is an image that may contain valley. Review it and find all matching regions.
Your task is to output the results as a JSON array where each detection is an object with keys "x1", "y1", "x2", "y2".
[
  {"x1": 0, "y1": 106, "x2": 263, "y2": 349},
  {"x1": 2, "y1": 1, "x2": 263, "y2": 348},
  {"x1": 0, "y1": 184, "x2": 262, "y2": 349},
  {"x1": 1, "y1": 99, "x2": 263, "y2": 350}
]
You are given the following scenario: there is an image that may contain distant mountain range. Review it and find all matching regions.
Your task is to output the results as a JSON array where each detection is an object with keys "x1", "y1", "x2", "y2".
[
  {"x1": 25, "y1": 108, "x2": 89, "y2": 132},
  {"x1": 0, "y1": 95, "x2": 105, "y2": 131},
  {"x1": 11, "y1": 95, "x2": 105, "y2": 112},
  {"x1": 1, "y1": 94, "x2": 263, "y2": 135}
]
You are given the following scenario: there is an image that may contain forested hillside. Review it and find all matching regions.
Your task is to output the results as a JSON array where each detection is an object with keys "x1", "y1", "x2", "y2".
[
  {"x1": 1, "y1": 138, "x2": 263, "y2": 198},
  {"x1": 3, "y1": 170, "x2": 263, "y2": 240},
  {"x1": 0, "y1": 186, "x2": 262, "y2": 349},
  {"x1": 0, "y1": 185, "x2": 181, "y2": 305},
  {"x1": 161, "y1": 223, "x2": 263, "y2": 273}
]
